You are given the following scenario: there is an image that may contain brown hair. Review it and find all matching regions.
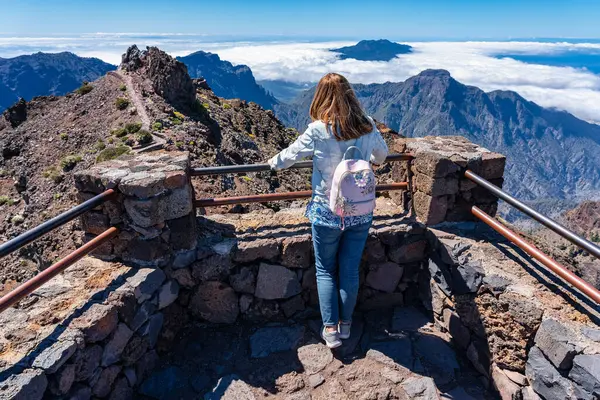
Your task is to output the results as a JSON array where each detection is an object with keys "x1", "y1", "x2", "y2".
[{"x1": 309, "y1": 73, "x2": 373, "y2": 141}]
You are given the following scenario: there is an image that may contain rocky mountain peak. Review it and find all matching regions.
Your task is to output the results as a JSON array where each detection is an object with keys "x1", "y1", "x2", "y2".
[{"x1": 120, "y1": 45, "x2": 196, "y2": 110}]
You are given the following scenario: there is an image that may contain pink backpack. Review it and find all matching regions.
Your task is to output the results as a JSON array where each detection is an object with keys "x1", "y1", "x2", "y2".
[{"x1": 329, "y1": 146, "x2": 376, "y2": 227}]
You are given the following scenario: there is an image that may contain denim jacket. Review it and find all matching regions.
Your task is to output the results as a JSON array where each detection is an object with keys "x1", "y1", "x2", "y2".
[{"x1": 268, "y1": 117, "x2": 389, "y2": 227}]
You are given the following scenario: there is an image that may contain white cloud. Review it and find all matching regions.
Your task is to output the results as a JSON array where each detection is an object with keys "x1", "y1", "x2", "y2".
[
  {"x1": 1, "y1": 35, "x2": 599, "y2": 122},
  {"x1": 214, "y1": 40, "x2": 600, "y2": 123}
]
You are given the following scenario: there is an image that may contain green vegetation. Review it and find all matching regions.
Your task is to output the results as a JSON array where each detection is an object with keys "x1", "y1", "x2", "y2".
[
  {"x1": 202, "y1": 103, "x2": 210, "y2": 109},
  {"x1": 107, "y1": 137, "x2": 114, "y2": 144},
  {"x1": 94, "y1": 140, "x2": 106, "y2": 151},
  {"x1": 223, "y1": 103, "x2": 232, "y2": 109},
  {"x1": 152, "y1": 121, "x2": 163, "y2": 131},
  {"x1": 120, "y1": 135, "x2": 130, "y2": 142},
  {"x1": 53, "y1": 193, "x2": 62, "y2": 200},
  {"x1": 125, "y1": 122, "x2": 142, "y2": 134},
  {"x1": 188, "y1": 140, "x2": 196, "y2": 146},
  {"x1": 119, "y1": 84, "x2": 127, "y2": 92},
  {"x1": 60, "y1": 155, "x2": 83, "y2": 171},
  {"x1": 175, "y1": 141, "x2": 184, "y2": 148},
  {"x1": 43, "y1": 167, "x2": 64, "y2": 183},
  {"x1": 115, "y1": 97, "x2": 130, "y2": 110},
  {"x1": 136, "y1": 130, "x2": 153, "y2": 145},
  {"x1": 60, "y1": 132, "x2": 68, "y2": 140},
  {"x1": 0, "y1": 169, "x2": 7, "y2": 177},
  {"x1": 173, "y1": 111, "x2": 185, "y2": 120},
  {"x1": 170, "y1": 117, "x2": 182, "y2": 125},
  {"x1": 76, "y1": 83, "x2": 93, "y2": 95},
  {"x1": 0, "y1": 196, "x2": 15, "y2": 206},
  {"x1": 241, "y1": 176, "x2": 252, "y2": 182},
  {"x1": 96, "y1": 145, "x2": 131, "y2": 163},
  {"x1": 11, "y1": 215, "x2": 25, "y2": 225},
  {"x1": 591, "y1": 232, "x2": 600, "y2": 243}
]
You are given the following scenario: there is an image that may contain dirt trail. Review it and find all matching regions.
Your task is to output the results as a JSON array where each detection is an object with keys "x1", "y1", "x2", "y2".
[{"x1": 108, "y1": 70, "x2": 165, "y2": 153}]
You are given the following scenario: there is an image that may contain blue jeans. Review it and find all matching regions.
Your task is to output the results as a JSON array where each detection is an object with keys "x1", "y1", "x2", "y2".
[{"x1": 312, "y1": 222, "x2": 371, "y2": 326}]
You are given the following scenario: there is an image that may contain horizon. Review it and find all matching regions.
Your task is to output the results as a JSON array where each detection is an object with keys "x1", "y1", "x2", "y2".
[{"x1": 2, "y1": 33, "x2": 600, "y2": 124}]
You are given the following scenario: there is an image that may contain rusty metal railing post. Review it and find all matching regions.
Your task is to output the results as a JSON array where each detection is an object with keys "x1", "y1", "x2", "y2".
[
  {"x1": 472, "y1": 206, "x2": 600, "y2": 305},
  {"x1": 0, "y1": 227, "x2": 119, "y2": 314}
]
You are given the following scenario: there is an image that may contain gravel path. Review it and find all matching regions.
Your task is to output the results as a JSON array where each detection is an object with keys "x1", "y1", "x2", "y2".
[{"x1": 108, "y1": 70, "x2": 165, "y2": 153}]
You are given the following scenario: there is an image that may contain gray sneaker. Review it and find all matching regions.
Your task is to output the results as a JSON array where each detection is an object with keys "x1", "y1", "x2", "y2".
[
  {"x1": 321, "y1": 326, "x2": 342, "y2": 349},
  {"x1": 338, "y1": 322, "x2": 351, "y2": 340}
]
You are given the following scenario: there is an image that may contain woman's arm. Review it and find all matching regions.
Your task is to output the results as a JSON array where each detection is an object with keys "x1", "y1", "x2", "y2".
[
  {"x1": 370, "y1": 123, "x2": 389, "y2": 165},
  {"x1": 268, "y1": 128, "x2": 315, "y2": 170}
]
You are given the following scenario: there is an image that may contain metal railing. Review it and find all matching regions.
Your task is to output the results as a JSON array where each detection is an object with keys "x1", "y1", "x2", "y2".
[
  {"x1": 0, "y1": 189, "x2": 116, "y2": 258},
  {"x1": 191, "y1": 153, "x2": 414, "y2": 176},
  {"x1": 192, "y1": 153, "x2": 414, "y2": 207},
  {"x1": 465, "y1": 170, "x2": 600, "y2": 304},
  {"x1": 0, "y1": 227, "x2": 119, "y2": 313},
  {"x1": 0, "y1": 190, "x2": 118, "y2": 313}
]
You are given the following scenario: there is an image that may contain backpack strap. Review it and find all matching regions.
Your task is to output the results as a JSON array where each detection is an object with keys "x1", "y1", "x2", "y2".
[{"x1": 343, "y1": 146, "x2": 365, "y2": 161}]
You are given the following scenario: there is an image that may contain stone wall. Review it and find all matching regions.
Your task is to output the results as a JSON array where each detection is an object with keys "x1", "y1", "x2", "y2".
[
  {"x1": 74, "y1": 151, "x2": 197, "y2": 268},
  {"x1": 424, "y1": 226, "x2": 600, "y2": 400},
  {"x1": 165, "y1": 204, "x2": 428, "y2": 326},
  {"x1": 393, "y1": 136, "x2": 506, "y2": 225},
  {"x1": 0, "y1": 258, "x2": 177, "y2": 399}
]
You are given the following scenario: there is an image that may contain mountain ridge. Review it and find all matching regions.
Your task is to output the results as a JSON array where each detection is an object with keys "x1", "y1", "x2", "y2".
[
  {"x1": 178, "y1": 50, "x2": 278, "y2": 110},
  {"x1": 0, "y1": 51, "x2": 116, "y2": 111}
]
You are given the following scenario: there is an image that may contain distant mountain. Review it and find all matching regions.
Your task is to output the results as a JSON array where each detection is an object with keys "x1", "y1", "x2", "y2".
[
  {"x1": 257, "y1": 80, "x2": 313, "y2": 103},
  {"x1": 563, "y1": 201, "x2": 600, "y2": 236},
  {"x1": 0, "y1": 52, "x2": 116, "y2": 111},
  {"x1": 275, "y1": 69, "x2": 600, "y2": 211},
  {"x1": 178, "y1": 51, "x2": 278, "y2": 110},
  {"x1": 331, "y1": 39, "x2": 413, "y2": 61}
]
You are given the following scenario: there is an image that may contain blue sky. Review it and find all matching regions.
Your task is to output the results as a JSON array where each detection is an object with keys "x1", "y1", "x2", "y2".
[{"x1": 2, "y1": 0, "x2": 600, "y2": 38}]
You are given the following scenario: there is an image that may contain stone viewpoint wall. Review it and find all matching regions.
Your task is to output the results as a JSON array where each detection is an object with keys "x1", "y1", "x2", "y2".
[{"x1": 2, "y1": 138, "x2": 599, "y2": 400}]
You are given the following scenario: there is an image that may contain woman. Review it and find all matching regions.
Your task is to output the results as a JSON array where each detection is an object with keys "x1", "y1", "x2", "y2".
[{"x1": 268, "y1": 73, "x2": 388, "y2": 349}]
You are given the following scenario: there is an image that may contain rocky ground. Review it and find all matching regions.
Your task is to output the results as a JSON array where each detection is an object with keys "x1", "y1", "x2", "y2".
[{"x1": 139, "y1": 306, "x2": 494, "y2": 400}]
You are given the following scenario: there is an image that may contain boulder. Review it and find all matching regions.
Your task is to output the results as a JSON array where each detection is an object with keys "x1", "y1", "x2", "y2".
[
  {"x1": 492, "y1": 365, "x2": 523, "y2": 400},
  {"x1": 401, "y1": 376, "x2": 439, "y2": 400},
  {"x1": 189, "y1": 281, "x2": 239, "y2": 323},
  {"x1": 229, "y1": 267, "x2": 256, "y2": 294},
  {"x1": 534, "y1": 319, "x2": 577, "y2": 370},
  {"x1": 234, "y1": 238, "x2": 280, "y2": 263},
  {"x1": 158, "y1": 280, "x2": 180, "y2": 310},
  {"x1": 72, "y1": 345, "x2": 103, "y2": 381},
  {"x1": 254, "y1": 263, "x2": 301, "y2": 300},
  {"x1": 281, "y1": 234, "x2": 312, "y2": 269},
  {"x1": 526, "y1": 346, "x2": 592, "y2": 400},
  {"x1": 126, "y1": 268, "x2": 166, "y2": 303},
  {"x1": 32, "y1": 330, "x2": 83, "y2": 373},
  {"x1": 366, "y1": 262, "x2": 404, "y2": 293},
  {"x1": 102, "y1": 323, "x2": 134, "y2": 366},
  {"x1": 92, "y1": 365, "x2": 121, "y2": 398},
  {"x1": 388, "y1": 240, "x2": 427, "y2": 264},
  {"x1": 0, "y1": 368, "x2": 48, "y2": 400},
  {"x1": 297, "y1": 343, "x2": 333, "y2": 374},
  {"x1": 568, "y1": 354, "x2": 600, "y2": 395},
  {"x1": 73, "y1": 303, "x2": 119, "y2": 343},
  {"x1": 48, "y1": 364, "x2": 76, "y2": 396}
]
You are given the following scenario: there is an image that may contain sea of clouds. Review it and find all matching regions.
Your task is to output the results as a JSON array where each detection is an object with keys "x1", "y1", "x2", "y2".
[{"x1": 1, "y1": 34, "x2": 600, "y2": 123}]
